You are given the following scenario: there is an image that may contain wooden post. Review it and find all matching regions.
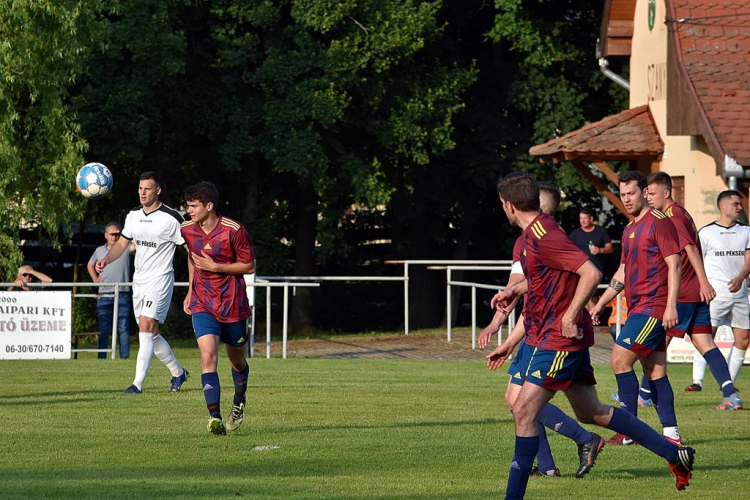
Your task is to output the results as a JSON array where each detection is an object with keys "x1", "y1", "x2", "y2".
[{"x1": 571, "y1": 160, "x2": 630, "y2": 218}]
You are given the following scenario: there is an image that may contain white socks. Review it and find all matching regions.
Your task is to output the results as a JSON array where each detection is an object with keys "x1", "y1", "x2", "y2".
[
  {"x1": 132, "y1": 333, "x2": 184, "y2": 390},
  {"x1": 727, "y1": 347, "x2": 746, "y2": 382},
  {"x1": 692, "y1": 350, "x2": 706, "y2": 385},
  {"x1": 153, "y1": 334, "x2": 183, "y2": 378},
  {"x1": 133, "y1": 333, "x2": 155, "y2": 390}
]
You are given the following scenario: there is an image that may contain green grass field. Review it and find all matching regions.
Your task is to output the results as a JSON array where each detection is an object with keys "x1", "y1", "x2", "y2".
[{"x1": 1, "y1": 349, "x2": 748, "y2": 499}]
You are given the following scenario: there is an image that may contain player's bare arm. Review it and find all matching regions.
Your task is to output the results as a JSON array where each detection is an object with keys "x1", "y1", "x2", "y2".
[
  {"x1": 590, "y1": 263, "x2": 625, "y2": 325},
  {"x1": 683, "y1": 243, "x2": 716, "y2": 303},
  {"x1": 486, "y1": 318, "x2": 526, "y2": 371},
  {"x1": 95, "y1": 235, "x2": 129, "y2": 273},
  {"x1": 728, "y1": 249, "x2": 750, "y2": 293},
  {"x1": 664, "y1": 254, "x2": 682, "y2": 329},
  {"x1": 481, "y1": 273, "x2": 525, "y2": 348},
  {"x1": 561, "y1": 260, "x2": 602, "y2": 338},
  {"x1": 183, "y1": 255, "x2": 194, "y2": 315}
]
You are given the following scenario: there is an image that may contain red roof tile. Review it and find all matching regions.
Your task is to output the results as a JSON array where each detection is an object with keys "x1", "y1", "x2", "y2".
[
  {"x1": 529, "y1": 105, "x2": 663, "y2": 161},
  {"x1": 670, "y1": 0, "x2": 750, "y2": 166}
]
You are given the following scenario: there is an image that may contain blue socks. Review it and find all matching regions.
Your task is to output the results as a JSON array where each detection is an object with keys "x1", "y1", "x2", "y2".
[
  {"x1": 607, "y1": 407, "x2": 678, "y2": 464},
  {"x1": 538, "y1": 403, "x2": 593, "y2": 445},
  {"x1": 202, "y1": 372, "x2": 221, "y2": 419},
  {"x1": 231, "y1": 362, "x2": 249, "y2": 406},
  {"x1": 650, "y1": 376, "x2": 677, "y2": 427},
  {"x1": 535, "y1": 424, "x2": 556, "y2": 473},
  {"x1": 506, "y1": 435, "x2": 539, "y2": 500},
  {"x1": 639, "y1": 374, "x2": 652, "y2": 402},
  {"x1": 704, "y1": 347, "x2": 736, "y2": 397},
  {"x1": 615, "y1": 371, "x2": 640, "y2": 416}
]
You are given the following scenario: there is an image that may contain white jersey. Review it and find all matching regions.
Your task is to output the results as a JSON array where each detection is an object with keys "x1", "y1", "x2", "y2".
[
  {"x1": 698, "y1": 221, "x2": 750, "y2": 301},
  {"x1": 121, "y1": 203, "x2": 185, "y2": 283}
]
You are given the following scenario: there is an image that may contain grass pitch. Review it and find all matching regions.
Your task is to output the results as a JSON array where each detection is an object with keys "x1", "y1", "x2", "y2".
[{"x1": 1, "y1": 348, "x2": 748, "y2": 499}]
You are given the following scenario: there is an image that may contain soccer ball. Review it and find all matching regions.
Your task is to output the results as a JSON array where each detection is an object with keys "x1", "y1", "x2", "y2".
[{"x1": 76, "y1": 163, "x2": 113, "y2": 199}]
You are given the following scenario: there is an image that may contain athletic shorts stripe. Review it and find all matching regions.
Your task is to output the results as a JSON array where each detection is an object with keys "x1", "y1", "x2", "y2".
[{"x1": 635, "y1": 317, "x2": 658, "y2": 345}]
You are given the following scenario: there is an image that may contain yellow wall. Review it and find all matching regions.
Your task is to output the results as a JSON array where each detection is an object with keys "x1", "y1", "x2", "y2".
[{"x1": 627, "y1": 0, "x2": 727, "y2": 228}]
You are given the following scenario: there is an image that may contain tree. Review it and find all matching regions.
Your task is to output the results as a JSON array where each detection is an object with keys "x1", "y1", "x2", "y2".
[{"x1": 0, "y1": 1, "x2": 99, "y2": 279}]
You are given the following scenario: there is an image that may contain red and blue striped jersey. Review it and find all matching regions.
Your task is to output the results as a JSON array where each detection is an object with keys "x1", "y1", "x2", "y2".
[
  {"x1": 181, "y1": 215, "x2": 255, "y2": 323},
  {"x1": 620, "y1": 209, "x2": 680, "y2": 318},
  {"x1": 664, "y1": 203, "x2": 702, "y2": 303},
  {"x1": 520, "y1": 213, "x2": 594, "y2": 352}
]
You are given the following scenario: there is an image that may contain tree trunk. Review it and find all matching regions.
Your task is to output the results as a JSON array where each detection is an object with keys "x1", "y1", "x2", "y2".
[{"x1": 291, "y1": 180, "x2": 317, "y2": 333}]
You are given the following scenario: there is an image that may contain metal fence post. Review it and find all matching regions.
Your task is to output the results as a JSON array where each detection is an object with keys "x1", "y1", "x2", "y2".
[
  {"x1": 266, "y1": 286, "x2": 272, "y2": 359},
  {"x1": 111, "y1": 283, "x2": 119, "y2": 360},
  {"x1": 404, "y1": 263, "x2": 409, "y2": 335},
  {"x1": 471, "y1": 286, "x2": 477, "y2": 350},
  {"x1": 282, "y1": 283, "x2": 289, "y2": 359},
  {"x1": 446, "y1": 267, "x2": 452, "y2": 342}
]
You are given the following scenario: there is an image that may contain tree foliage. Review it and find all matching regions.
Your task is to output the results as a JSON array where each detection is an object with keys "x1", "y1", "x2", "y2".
[{"x1": 0, "y1": 0, "x2": 100, "y2": 279}]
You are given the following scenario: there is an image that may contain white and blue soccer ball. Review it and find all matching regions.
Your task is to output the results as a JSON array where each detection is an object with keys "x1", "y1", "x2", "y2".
[{"x1": 76, "y1": 163, "x2": 113, "y2": 199}]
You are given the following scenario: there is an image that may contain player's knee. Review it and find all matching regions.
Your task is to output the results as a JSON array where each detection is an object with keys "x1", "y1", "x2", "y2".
[{"x1": 505, "y1": 390, "x2": 516, "y2": 409}]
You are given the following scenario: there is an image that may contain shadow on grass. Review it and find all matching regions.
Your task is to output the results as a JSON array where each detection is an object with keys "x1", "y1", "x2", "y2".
[{"x1": 268, "y1": 417, "x2": 507, "y2": 435}]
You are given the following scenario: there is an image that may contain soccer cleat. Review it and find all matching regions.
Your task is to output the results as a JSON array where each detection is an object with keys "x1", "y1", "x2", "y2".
[
  {"x1": 665, "y1": 435, "x2": 683, "y2": 446},
  {"x1": 576, "y1": 433, "x2": 605, "y2": 478},
  {"x1": 606, "y1": 433, "x2": 634, "y2": 445},
  {"x1": 530, "y1": 466, "x2": 561, "y2": 477},
  {"x1": 610, "y1": 392, "x2": 621, "y2": 405},
  {"x1": 123, "y1": 384, "x2": 142, "y2": 394},
  {"x1": 169, "y1": 368, "x2": 190, "y2": 392},
  {"x1": 208, "y1": 417, "x2": 226, "y2": 436},
  {"x1": 717, "y1": 393, "x2": 743, "y2": 411},
  {"x1": 226, "y1": 402, "x2": 245, "y2": 431},
  {"x1": 668, "y1": 446, "x2": 695, "y2": 491},
  {"x1": 685, "y1": 383, "x2": 702, "y2": 392},
  {"x1": 638, "y1": 395, "x2": 653, "y2": 408}
]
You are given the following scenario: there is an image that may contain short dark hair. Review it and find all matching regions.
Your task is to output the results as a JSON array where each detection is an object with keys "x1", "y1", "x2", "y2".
[
  {"x1": 497, "y1": 172, "x2": 540, "y2": 212},
  {"x1": 104, "y1": 221, "x2": 120, "y2": 233},
  {"x1": 184, "y1": 181, "x2": 219, "y2": 207},
  {"x1": 618, "y1": 171, "x2": 647, "y2": 190},
  {"x1": 717, "y1": 190, "x2": 742, "y2": 207},
  {"x1": 140, "y1": 171, "x2": 163, "y2": 188},
  {"x1": 579, "y1": 207, "x2": 595, "y2": 216},
  {"x1": 538, "y1": 182, "x2": 561, "y2": 211},
  {"x1": 646, "y1": 171, "x2": 672, "y2": 191}
]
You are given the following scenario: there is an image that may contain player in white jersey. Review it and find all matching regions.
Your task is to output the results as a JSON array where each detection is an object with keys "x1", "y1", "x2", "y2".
[
  {"x1": 96, "y1": 171, "x2": 189, "y2": 393},
  {"x1": 690, "y1": 190, "x2": 750, "y2": 394}
]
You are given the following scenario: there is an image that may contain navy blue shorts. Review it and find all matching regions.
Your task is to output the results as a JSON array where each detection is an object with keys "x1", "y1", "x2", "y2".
[
  {"x1": 667, "y1": 302, "x2": 712, "y2": 338},
  {"x1": 524, "y1": 347, "x2": 596, "y2": 391},
  {"x1": 508, "y1": 341, "x2": 533, "y2": 386},
  {"x1": 617, "y1": 313, "x2": 666, "y2": 357},
  {"x1": 192, "y1": 312, "x2": 248, "y2": 347}
]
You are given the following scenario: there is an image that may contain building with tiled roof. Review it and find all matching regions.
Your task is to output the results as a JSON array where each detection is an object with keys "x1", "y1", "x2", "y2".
[{"x1": 532, "y1": 0, "x2": 750, "y2": 227}]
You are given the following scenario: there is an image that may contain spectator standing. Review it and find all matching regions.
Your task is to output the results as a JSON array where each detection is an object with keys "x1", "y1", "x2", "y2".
[
  {"x1": 569, "y1": 208, "x2": 614, "y2": 274},
  {"x1": 87, "y1": 222, "x2": 134, "y2": 359},
  {"x1": 10, "y1": 265, "x2": 52, "y2": 291}
]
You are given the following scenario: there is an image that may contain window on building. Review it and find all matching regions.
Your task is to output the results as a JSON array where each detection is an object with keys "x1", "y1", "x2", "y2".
[{"x1": 672, "y1": 176, "x2": 685, "y2": 207}]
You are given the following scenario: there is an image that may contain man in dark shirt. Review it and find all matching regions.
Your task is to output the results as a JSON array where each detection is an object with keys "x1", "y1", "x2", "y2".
[{"x1": 569, "y1": 208, "x2": 614, "y2": 274}]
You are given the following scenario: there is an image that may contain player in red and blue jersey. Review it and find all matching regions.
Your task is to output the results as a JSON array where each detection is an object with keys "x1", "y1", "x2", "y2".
[
  {"x1": 493, "y1": 173, "x2": 694, "y2": 499},
  {"x1": 483, "y1": 183, "x2": 604, "y2": 479},
  {"x1": 646, "y1": 172, "x2": 741, "y2": 411},
  {"x1": 592, "y1": 171, "x2": 686, "y2": 448},
  {"x1": 181, "y1": 181, "x2": 256, "y2": 436}
]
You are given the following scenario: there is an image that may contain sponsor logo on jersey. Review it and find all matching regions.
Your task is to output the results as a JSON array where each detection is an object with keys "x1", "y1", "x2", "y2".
[
  {"x1": 629, "y1": 232, "x2": 635, "y2": 239},
  {"x1": 137, "y1": 240, "x2": 157, "y2": 248},
  {"x1": 204, "y1": 243, "x2": 212, "y2": 250}
]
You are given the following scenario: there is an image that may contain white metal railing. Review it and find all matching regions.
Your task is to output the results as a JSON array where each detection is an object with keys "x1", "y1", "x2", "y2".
[
  {"x1": 2, "y1": 280, "x2": 319, "y2": 360},
  {"x1": 384, "y1": 260, "x2": 513, "y2": 335},
  {"x1": 446, "y1": 280, "x2": 623, "y2": 349}
]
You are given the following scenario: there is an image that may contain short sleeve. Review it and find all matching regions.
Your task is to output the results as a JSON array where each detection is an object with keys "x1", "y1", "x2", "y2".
[
  {"x1": 745, "y1": 226, "x2": 750, "y2": 250},
  {"x1": 698, "y1": 227, "x2": 709, "y2": 258},
  {"x1": 89, "y1": 247, "x2": 100, "y2": 263},
  {"x1": 670, "y1": 212, "x2": 697, "y2": 251},
  {"x1": 121, "y1": 212, "x2": 134, "y2": 240},
  {"x1": 232, "y1": 225, "x2": 255, "y2": 263},
  {"x1": 510, "y1": 261, "x2": 524, "y2": 277},
  {"x1": 654, "y1": 218, "x2": 681, "y2": 258},
  {"x1": 512, "y1": 237, "x2": 523, "y2": 262},
  {"x1": 170, "y1": 219, "x2": 185, "y2": 246},
  {"x1": 537, "y1": 228, "x2": 589, "y2": 273},
  {"x1": 597, "y1": 227, "x2": 611, "y2": 245}
]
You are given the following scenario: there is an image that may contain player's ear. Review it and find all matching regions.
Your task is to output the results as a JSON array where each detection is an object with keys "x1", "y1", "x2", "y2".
[{"x1": 206, "y1": 202, "x2": 214, "y2": 212}]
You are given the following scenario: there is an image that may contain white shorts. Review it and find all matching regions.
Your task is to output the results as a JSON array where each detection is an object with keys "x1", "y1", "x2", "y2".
[
  {"x1": 132, "y1": 273, "x2": 174, "y2": 324},
  {"x1": 710, "y1": 298, "x2": 750, "y2": 330}
]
